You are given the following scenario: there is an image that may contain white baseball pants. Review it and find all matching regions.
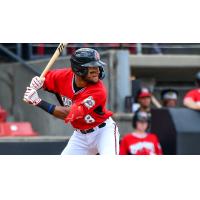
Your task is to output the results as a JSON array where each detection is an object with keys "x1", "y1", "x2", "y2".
[{"x1": 61, "y1": 117, "x2": 120, "y2": 155}]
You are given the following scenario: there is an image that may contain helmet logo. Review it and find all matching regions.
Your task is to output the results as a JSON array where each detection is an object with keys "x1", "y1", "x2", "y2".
[{"x1": 95, "y1": 51, "x2": 100, "y2": 60}]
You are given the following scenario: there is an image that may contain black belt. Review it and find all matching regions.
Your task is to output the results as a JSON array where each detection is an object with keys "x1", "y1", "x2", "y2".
[{"x1": 79, "y1": 122, "x2": 106, "y2": 134}]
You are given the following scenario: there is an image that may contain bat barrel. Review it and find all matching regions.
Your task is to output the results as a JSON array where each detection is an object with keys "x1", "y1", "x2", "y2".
[{"x1": 39, "y1": 43, "x2": 67, "y2": 78}]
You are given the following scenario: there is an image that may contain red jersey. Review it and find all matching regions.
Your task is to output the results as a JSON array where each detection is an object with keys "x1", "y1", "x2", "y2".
[
  {"x1": 43, "y1": 68, "x2": 112, "y2": 130},
  {"x1": 184, "y1": 89, "x2": 200, "y2": 102},
  {"x1": 119, "y1": 132, "x2": 162, "y2": 155}
]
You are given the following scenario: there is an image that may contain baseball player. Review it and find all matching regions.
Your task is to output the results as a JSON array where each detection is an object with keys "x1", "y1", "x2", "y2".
[
  {"x1": 132, "y1": 87, "x2": 152, "y2": 113},
  {"x1": 119, "y1": 111, "x2": 162, "y2": 155},
  {"x1": 23, "y1": 48, "x2": 120, "y2": 155},
  {"x1": 161, "y1": 89, "x2": 178, "y2": 107},
  {"x1": 183, "y1": 71, "x2": 200, "y2": 110}
]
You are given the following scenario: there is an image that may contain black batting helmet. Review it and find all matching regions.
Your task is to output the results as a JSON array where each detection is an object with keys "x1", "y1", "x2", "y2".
[
  {"x1": 70, "y1": 48, "x2": 106, "y2": 80},
  {"x1": 132, "y1": 111, "x2": 151, "y2": 130}
]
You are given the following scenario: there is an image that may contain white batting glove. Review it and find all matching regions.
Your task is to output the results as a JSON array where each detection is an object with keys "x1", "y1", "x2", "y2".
[
  {"x1": 30, "y1": 76, "x2": 45, "y2": 90},
  {"x1": 23, "y1": 87, "x2": 42, "y2": 106}
]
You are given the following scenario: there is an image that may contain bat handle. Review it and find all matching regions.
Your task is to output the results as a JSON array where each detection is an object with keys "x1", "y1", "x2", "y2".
[
  {"x1": 40, "y1": 71, "x2": 47, "y2": 79},
  {"x1": 151, "y1": 96, "x2": 162, "y2": 108}
]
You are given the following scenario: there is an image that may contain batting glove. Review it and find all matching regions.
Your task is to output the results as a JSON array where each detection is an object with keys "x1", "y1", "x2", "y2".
[
  {"x1": 30, "y1": 76, "x2": 45, "y2": 90},
  {"x1": 24, "y1": 87, "x2": 42, "y2": 106}
]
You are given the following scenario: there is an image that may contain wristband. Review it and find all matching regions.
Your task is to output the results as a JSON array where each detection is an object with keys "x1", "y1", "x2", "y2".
[{"x1": 37, "y1": 100, "x2": 56, "y2": 114}]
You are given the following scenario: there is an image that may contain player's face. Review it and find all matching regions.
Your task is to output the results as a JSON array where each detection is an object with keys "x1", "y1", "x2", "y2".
[
  {"x1": 84, "y1": 67, "x2": 100, "y2": 83},
  {"x1": 136, "y1": 121, "x2": 148, "y2": 132},
  {"x1": 164, "y1": 99, "x2": 177, "y2": 107},
  {"x1": 138, "y1": 97, "x2": 151, "y2": 108}
]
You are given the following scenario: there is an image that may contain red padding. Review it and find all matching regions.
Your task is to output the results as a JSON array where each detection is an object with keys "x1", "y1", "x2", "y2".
[
  {"x1": 0, "y1": 122, "x2": 38, "y2": 137},
  {"x1": 0, "y1": 107, "x2": 8, "y2": 122}
]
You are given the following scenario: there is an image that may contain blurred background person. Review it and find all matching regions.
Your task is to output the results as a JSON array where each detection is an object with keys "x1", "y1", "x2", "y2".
[
  {"x1": 184, "y1": 71, "x2": 200, "y2": 110},
  {"x1": 132, "y1": 87, "x2": 152, "y2": 113},
  {"x1": 119, "y1": 111, "x2": 162, "y2": 155},
  {"x1": 161, "y1": 89, "x2": 179, "y2": 107}
]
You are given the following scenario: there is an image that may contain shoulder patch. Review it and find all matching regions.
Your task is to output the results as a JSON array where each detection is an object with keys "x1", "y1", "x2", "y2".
[{"x1": 83, "y1": 96, "x2": 95, "y2": 109}]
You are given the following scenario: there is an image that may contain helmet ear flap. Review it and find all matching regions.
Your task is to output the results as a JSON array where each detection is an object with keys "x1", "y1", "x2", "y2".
[{"x1": 99, "y1": 67, "x2": 105, "y2": 80}]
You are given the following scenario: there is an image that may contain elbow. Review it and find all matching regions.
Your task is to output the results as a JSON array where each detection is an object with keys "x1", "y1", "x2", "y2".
[
  {"x1": 53, "y1": 106, "x2": 70, "y2": 120},
  {"x1": 59, "y1": 111, "x2": 69, "y2": 120}
]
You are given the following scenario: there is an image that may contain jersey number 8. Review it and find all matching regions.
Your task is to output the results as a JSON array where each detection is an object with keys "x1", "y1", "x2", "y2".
[{"x1": 84, "y1": 115, "x2": 95, "y2": 123}]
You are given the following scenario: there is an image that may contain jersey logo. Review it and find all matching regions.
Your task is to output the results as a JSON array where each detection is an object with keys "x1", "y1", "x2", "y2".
[
  {"x1": 83, "y1": 96, "x2": 95, "y2": 109},
  {"x1": 129, "y1": 142, "x2": 155, "y2": 155},
  {"x1": 61, "y1": 96, "x2": 72, "y2": 107}
]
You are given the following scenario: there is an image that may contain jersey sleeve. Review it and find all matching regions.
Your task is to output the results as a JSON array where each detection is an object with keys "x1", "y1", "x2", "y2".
[
  {"x1": 43, "y1": 69, "x2": 64, "y2": 93},
  {"x1": 184, "y1": 90, "x2": 196, "y2": 101}
]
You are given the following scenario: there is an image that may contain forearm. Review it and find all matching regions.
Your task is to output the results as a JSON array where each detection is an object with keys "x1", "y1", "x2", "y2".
[
  {"x1": 184, "y1": 99, "x2": 200, "y2": 110},
  {"x1": 52, "y1": 105, "x2": 70, "y2": 120},
  {"x1": 24, "y1": 88, "x2": 70, "y2": 120},
  {"x1": 37, "y1": 100, "x2": 70, "y2": 120}
]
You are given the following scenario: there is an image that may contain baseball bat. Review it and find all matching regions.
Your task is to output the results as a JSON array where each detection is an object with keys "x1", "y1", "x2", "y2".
[
  {"x1": 151, "y1": 95, "x2": 162, "y2": 108},
  {"x1": 23, "y1": 43, "x2": 67, "y2": 102},
  {"x1": 40, "y1": 43, "x2": 67, "y2": 78}
]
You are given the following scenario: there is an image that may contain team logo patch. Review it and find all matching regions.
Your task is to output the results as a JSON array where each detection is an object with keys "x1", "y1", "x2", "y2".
[
  {"x1": 83, "y1": 96, "x2": 95, "y2": 109},
  {"x1": 61, "y1": 96, "x2": 72, "y2": 107}
]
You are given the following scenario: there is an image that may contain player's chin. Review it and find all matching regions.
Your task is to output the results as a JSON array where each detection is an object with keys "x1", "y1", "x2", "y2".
[
  {"x1": 93, "y1": 77, "x2": 99, "y2": 82},
  {"x1": 86, "y1": 77, "x2": 99, "y2": 83}
]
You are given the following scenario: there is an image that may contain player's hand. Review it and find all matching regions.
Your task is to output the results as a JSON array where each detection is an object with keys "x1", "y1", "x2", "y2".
[
  {"x1": 30, "y1": 76, "x2": 45, "y2": 90},
  {"x1": 23, "y1": 87, "x2": 42, "y2": 106}
]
